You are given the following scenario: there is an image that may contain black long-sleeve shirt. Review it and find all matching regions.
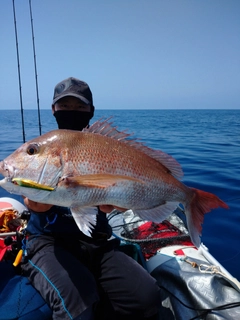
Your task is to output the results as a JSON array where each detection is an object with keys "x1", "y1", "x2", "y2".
[{"x1": 26, "y1": 206, "x2": 112, "y2": 240}]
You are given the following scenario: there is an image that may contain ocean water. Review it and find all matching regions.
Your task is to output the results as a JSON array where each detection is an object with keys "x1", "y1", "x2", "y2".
[{"x1": 0, "y1": 109, "x2": 239, "y2": 279}]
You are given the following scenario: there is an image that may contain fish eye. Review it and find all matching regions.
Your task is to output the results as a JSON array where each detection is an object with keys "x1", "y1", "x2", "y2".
[{"x1": 27, "y1": 144, "x2": 39, "y2": 155}]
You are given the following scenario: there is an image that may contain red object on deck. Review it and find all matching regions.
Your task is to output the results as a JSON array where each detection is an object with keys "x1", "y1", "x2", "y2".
[{"x1": 126, "y1": 220, "x2": 193, "y2": 260}]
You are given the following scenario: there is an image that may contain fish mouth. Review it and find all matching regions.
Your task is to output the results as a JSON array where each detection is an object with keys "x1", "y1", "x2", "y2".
[
  {"x1": 0, "y1": 161, "x2": 15, "y2": 181},
  {"x1": 0, "y1": 160, "x2": 56, "y2": 192}
]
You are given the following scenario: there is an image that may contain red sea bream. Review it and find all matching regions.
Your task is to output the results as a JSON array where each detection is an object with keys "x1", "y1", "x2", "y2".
[{"x1": 0, "y1": 119, "x2": 228, "y2": 246}]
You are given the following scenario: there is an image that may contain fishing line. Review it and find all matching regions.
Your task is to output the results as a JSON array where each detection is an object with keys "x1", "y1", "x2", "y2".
[
  {"x1": 225, "y1": 196, "x2": 240, "y2": 203},
  {"x1": 107, "y1": 211, "x2": 121, "y2": 222},
  {"x1": 111, "y1": 220, "x2": 143, "y2": 230},
  {"x1": 217, "y1": 249, "x2": 240, "y2": 264}
]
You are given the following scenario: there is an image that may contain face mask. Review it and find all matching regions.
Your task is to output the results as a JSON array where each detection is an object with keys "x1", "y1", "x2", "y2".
[{"x1": 53, "y1": 110, "x2": 92, "y2": 131}]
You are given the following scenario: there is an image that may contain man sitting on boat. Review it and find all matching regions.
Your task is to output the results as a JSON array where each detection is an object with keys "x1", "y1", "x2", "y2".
[{"x1": 21, "y1": 77, "x2": 161, "y2": 320}]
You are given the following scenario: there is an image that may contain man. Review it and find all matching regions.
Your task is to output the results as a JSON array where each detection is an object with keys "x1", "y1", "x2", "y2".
[{"x1": 22, "y1": 77, "x2": 160, "y2": 320}]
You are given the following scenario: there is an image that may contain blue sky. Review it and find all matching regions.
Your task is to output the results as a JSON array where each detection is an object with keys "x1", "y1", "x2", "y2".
[{"x1": 0, "y1": 0, "x2": 239, "y2": 110}]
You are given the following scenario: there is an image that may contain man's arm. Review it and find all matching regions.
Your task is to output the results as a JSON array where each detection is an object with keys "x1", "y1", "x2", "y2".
[
  {"x1": 23, "y1": 197, "x2": 126, "y2": 213},
  {"x1": 23, "y1": 197, "x2": 53, "y2": 212}
]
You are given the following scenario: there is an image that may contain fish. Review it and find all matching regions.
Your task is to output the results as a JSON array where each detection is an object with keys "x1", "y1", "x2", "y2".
[{"x1": 0, "y1": 118, "x2": 228, "y2": 246}]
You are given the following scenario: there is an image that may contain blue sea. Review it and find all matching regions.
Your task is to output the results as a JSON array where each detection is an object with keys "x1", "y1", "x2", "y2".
[{"x1": 0, "y1": 109, "x2": 239, "y2": 279}]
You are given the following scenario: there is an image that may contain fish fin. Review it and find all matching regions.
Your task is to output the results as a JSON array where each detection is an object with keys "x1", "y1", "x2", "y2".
[
  {"x1": 134, "y1": 202, "x2": 179, "y2": 223},
  {"x1": 70, "y1": 206, "x2": 98, "y2": 237},
  {"x1": 185, "y1": 188, "x2": 229, "y2": 248},
  {"x1": 85, "y1": 118, "x2": 183, "y2": 180},
  {"x1": 83, "y1": 117, "x2": 132, "y2": 141},
  {"x1": 149, "y1": 150, "x2": 183, "y2": 180},
  {"x1": 62, "y1": 174, "x2": 143, "y2": 188}
]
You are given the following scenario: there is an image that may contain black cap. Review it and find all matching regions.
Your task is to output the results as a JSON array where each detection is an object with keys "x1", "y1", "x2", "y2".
[{"x1": 52, "y1": 77, "x2": 93, "y2": 105}]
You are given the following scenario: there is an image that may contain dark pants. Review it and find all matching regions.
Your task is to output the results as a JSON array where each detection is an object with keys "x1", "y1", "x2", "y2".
[{"x1": 22, "y1": 235, "x2": 160, "y2": 320}]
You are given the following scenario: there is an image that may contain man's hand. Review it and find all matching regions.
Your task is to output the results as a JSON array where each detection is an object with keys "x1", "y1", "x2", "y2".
[
  {"x1": 99, "y1": 205, "x2": 127, "y2": 213},
  {"x1": 23, "y1": 197, "x2": 53, "y2": 212},
  {"x1": 23, "y1": 197, "x2": 126, "y2": 214}
]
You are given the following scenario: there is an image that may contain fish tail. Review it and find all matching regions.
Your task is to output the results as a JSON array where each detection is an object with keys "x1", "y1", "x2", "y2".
[{"x1": 185, "y1": 187, "x2": 229, "y2": 247}]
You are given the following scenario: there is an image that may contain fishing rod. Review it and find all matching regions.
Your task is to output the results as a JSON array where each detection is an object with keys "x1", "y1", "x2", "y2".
[
  {"x1": 12, "y1": 0, "x2": 25, "y2": 143},
  {"x1": 12, "y1": 0, "x2": 42, "y2": 142},
  {"x1": 29, "y1": 0, "x2": 42, "y2": 136}
]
